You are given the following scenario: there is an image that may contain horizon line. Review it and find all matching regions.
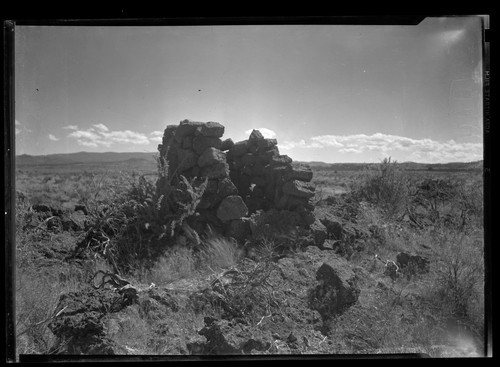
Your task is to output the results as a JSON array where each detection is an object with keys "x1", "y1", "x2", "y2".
[{"x1": 14, "y1": 151, "x2": 484, "y2": 166}]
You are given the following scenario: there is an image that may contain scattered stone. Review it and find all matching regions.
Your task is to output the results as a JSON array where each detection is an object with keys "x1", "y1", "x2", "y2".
[
  {"x1": 48, "y1": 288, "x2": 133, "y2": 354},
  {"x1": 311, "y1": 256, "x2": 360, "y2": 318},
  {"x1": 197, "y1": 319, "x2": 272, "y2": 354},
  {"x1": 396, "y1": 252, "x2": 430, "y2": 274},
  {"x1": 32, "y1": 204, "x2": 52, "y2": 213},
  {"x1": 47, "y1": 216, "x2": 62, "y2": 231},
  {"x1": 74, "y1": 204, "x2": 88, "y2": 215},
  {"x1": 317, "y1": 213, "x2": 343, "y2": 240},
  {"x1": 310, "y1": 219, "x2": 328, "y2": 247}
]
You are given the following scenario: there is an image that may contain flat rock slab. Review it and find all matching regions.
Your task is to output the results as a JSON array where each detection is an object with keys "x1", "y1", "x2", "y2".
[
  {"x1": 198, "y1": 121, "x2": 225, "y2": 138},
  {"x1": 282, "y1": 180, "x2": 315, "y2": 199},
  {"x1": 284, "y1": 164, "x2": 313, "y2": 182}
]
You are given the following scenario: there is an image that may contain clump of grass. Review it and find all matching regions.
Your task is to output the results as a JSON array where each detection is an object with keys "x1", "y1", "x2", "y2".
[
  {"x1": 133, "y1": 233, "x2": 241, "y2": 286},
  {"x1": 197, "y1": 233, "x2": 241, "y2": 271},
  {"x1": 15, "y1": 272, "x2": 61, "y2": 355},
  {"x1": 133, "y1": 247, "x2": 198, "y2": 286}
]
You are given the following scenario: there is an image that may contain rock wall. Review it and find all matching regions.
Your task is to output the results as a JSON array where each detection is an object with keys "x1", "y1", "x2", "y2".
[{"x1": 157, "y1": 119, "x2": 315, "y2": 240}]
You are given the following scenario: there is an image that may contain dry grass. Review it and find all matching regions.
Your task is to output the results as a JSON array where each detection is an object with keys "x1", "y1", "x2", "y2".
[{"x1": 133, "y1": 233, "x2": 242, "y2": 286}]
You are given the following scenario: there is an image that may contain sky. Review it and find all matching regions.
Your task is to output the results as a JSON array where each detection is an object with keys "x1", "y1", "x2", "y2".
[{"x1": 14, "y1": 17, "x2": 486, "y2": 163}]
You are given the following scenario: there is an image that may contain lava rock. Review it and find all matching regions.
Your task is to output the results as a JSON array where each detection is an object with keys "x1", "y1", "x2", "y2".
[
  {"x1": 216, "y1": 195, "x2": 249, "y2": 222},
  {"x1": 198, "y1": 121, "x2": 225, "y2": 138},
  {"x1": 198, "y1": 147, "x2": 226, "y2": 168},
  {"x1": 311, "y1": 256, "x2": 360, "y2": 319},
  {"x1": 282, "y1": 180, "x2": 315, "y2": 199}
]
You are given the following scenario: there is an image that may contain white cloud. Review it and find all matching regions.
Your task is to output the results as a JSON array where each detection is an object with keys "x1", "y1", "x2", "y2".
[
  {"x1": 278, "y1": 133, "x2": 483, "y2": 163},
  {"x1": 105, "y1": 130, "x2": 150, "y2": 145},
  {"x1": 149, "y1": 131, "x2": 163, "y2": 143},
  {"x1": 93, "y1": 123, "x2": 109, "y2": 132},
  {"x1": 339, "y1": 147, "x2": 363, "y2": 154},
  {"x1": 48, "y1": 134, "x2": 59, "y2": 141},
  {"x1": 245, "y1": 128, "x2": 277, "y2": 139},
  {"x1": 15, "y1": 120, "x2": 21, "y2": 126},
  {"x1": 68, "y1": 125, "x2": 151, "y2": 147},
  {"x1": 62, "y1": 125, "x2": 78, "y2": 130}
]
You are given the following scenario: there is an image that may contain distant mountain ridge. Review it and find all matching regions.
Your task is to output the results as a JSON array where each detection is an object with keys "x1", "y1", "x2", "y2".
[{"x1": 299, "y1": 160, "x2": 483, "y2": 171}]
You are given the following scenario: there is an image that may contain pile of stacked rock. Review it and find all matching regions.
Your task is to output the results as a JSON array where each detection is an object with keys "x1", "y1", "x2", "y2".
[
  {"x1": 226, "y1": 129, "x2": 315, "y2": 223},
  {"x1": 157, "y1": 119, "x2": 316, "y2": 241},
  {"x1": 157, "y1": 120, "x2": 248, "y2": 234}
]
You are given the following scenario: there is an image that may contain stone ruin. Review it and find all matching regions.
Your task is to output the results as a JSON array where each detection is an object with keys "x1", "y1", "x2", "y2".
[{"x1": 157, "y1": 119, "x2": 316, "y2": 243}]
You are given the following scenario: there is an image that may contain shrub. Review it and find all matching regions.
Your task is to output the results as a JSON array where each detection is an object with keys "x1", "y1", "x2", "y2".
[
  {"x1": 352, "y1": 157, "x2": 409, "y2": 219},
  {"x1": 434, "y1": 231, "x2": 484, "y2": 332},
  {"x1": 72, "y1": 156, "x2": 208, "y2": 273}
]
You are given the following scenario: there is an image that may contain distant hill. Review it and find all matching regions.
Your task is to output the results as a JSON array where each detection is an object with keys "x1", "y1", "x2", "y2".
[
  {"x1": 300, "y1": 160, "x2": 483, "y2": 172},
  {"x1": 16, "y1": 152, "x2": 158, "y2": 166}
]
